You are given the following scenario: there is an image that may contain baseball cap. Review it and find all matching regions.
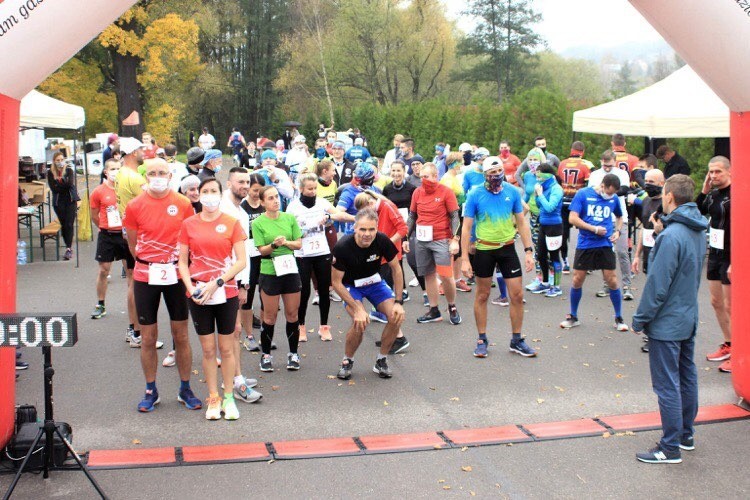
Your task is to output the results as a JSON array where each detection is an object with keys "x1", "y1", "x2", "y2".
[
  {"x1": 260, "y1": 150, "x2": 277, "y2": 162},
  {"x1": 186, "y1": 147, "x2": 205, "y2": 165},
  {"x1": 458, "y1": 142, "x2": 472, "y2": 152},
  {"x1": 354, "y1": 163, "x2": 375, "y2": 181},
  {"x1": 118, "y1": 137, "x2": 144, "y2": 155},
  {"x1": 294, "y1": 135, "x2": 306, "y2": 144},
  {"x1": 201, "y1": 149, "x2": 222, "y2": 165},
  {"x1": 473, "y1": 147, "x2": 490, "y2": 161},
  {"x1": 354, "y1": 137, "x2": 364, "y2": 146},
  {"x1": 411, "y1": 154, "x2": 425, "y2": 164},
  {"x1": 482, "y1": 156, "x2": 503, "y2": 172},
  {"x1": 107, "y1": 133, "x2": 119, "y2": 145}
]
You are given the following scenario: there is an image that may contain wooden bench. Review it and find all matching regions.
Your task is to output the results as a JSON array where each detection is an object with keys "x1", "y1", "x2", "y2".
[{"x1": 40, "y1": 220, "x2": 61, "y2": 261}]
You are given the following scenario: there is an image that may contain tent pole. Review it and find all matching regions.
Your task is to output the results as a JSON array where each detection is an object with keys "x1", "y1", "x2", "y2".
[{"x1": 73, "y1": 130, "x2": 79, "y2": 268}]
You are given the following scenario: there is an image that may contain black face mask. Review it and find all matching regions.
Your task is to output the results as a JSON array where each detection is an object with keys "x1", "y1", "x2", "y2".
[
  {"x1": 360, "y1": 178, "x2": 374, "y2": 188},
  {"x1": 644, "y1": 183, "x2": 662, "y2": 198},
  {"x1": 539, "y1": 147, "x2": 547, "y2": 155},
  {"x1": 299, "y1": 193, "x2": 317, "y2": 209}
]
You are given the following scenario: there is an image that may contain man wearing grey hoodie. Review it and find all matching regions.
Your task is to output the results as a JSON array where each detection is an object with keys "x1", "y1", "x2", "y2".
[{"x1": 631, "y1": 174, "x2": 708, "y2": 464}]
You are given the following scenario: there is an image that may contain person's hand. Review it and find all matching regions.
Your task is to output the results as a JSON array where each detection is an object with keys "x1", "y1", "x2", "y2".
[
  {"x1": 353, "y1": 305, "x2": 370, "y2": 333},
  {"x1": 702, "y1": 172, "x2": 712, "y2": 195},
  {"x1": 461, "y1": 258, "x2": 473, "y2": 279},
  {"x1": 631, "y1": 257, "x2": 640, "y2": 275},
  {"x1": 196, "y1": 280, "x2": 219, "y2": 305},
  {"x1": 627, "y1": 193, "x2": 636, "y2": 205},
  {"x1": 534, "y1": 183, "x2": 543, "y2": 196},
  {"x1": 390, "y1": 303, "x2": 405, "y2": 325},
  {"x1": 449, "y1": 240, "x2": 460, "y2": 255},
  {"x1": 650, "y1": 213, "x2": 664, "y2": 235},
  {"x1": 273, "y1": 235, "x2": 287, "y2": 247},
  {"x1": 524, "y1": 252, "x2": 535, "y2": 273},
  {"x1": 631, "y1": 327, "x2": 643, "y2": 336},
  {"x1": 609, "y1": 229, "x2": 620, "y2": 243},
  {"x1": 402, "y1": 240, "x2": 410, "y2": 253},
  {"x1": 238, "y1": 287, "x2": 248, "y2": 306},
  {"x1": 727, "y1": 264, "x2": 732, "y2": 283}
]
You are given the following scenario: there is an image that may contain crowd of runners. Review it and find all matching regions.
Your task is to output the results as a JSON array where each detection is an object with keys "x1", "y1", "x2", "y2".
[{"x1": 84, "y1": 129, "x2": 731, "y2": 426}]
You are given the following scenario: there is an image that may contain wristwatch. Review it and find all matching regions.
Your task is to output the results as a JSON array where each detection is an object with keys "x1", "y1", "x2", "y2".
[
  {"x1": 271, "y1": 242, "x2": 279, "y2": 250},
  {"x1": 216, "y1": 278, "x2": 225, "y2": 287},
  {"x1": 524, "y1": 246, "x2": 533, "y2": 253},
  {"x1": 394, "y1": 299, "x2": 404, "y2": 305}
]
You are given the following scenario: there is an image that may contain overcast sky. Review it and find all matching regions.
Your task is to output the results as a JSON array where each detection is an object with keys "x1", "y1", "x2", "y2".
[{"x1": 446, "y1": 0, "x2": 665, "y2": 52}]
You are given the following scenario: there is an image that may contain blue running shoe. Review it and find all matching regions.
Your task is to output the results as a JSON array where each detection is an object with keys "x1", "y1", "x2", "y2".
[
  {"x1": 369, "y1": 310, "x2": 388, "y2": 324},
  {"x1": 545, "y1": 286, "x2": 562, "y2": 298},
  {"x1": 509, "y1": 338, "x2": 537, "y2": 357},
  {"x1": 178, "y1": 387, "x2": 202, "y2": 410},
  {"x1": 529, "y1": 282, "x2": 551, "y2": 294},
  {"x1": 473, "y1": 338, "x2": 488, "y2": 358},
  {"x1": 138, "y1": 390, "x2": 160, "y2": 412}
]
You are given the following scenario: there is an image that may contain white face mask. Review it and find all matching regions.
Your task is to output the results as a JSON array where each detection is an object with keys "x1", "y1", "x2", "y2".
[
  {"x1": 149, "y1": 177, "x2": 169, "y2": 193},
  {"x1": 600, "y1": 191, "x2": 615, "y2": 200},
  {"x1": 200, "y1": 194, "x2": 222, "y2": 212}
]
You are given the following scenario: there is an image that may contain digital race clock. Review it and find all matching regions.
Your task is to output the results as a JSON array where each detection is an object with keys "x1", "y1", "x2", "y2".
[{"x1": 0, "y1": 314, "x2": 78, "y2": 347}]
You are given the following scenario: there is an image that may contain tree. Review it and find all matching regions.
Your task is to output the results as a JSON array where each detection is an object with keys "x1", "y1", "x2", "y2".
[
  {"x1": 532, "y1": 51, "x2": 607, "y2": 104},
  {"x1": 456, "y1": 0, "x2": 544, "y2": 103},
  {"x1": 610, "y1": 61, "x2": 638, "y2": 99}
]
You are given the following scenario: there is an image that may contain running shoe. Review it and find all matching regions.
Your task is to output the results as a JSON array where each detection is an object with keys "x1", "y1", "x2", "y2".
[
  {"x1": 545, "y1": 286, "x2": 562, "y2": 298},
  {"x1": 596, "y1": 287, "x2": 609, "y2": 297},
  {"x1": 455, "y1": 279, "x2": 472, "y2": 292},
  {"x1": 91, "y1": 304, "x2": 106, "y2": 319},
  {"x1": 409, "y1": 277, "x2": 419, "y2": 287},
  {"x1": 373, "y1": 357, "x2": 393, "y2": 378},
  {"x1": 222, "y1": 396, "x2": 240, "y2": 420},
  {"x1": 562, "y1": 260, "x2": 570, "y2": 275},
  {"x1": 467, "y1": 277, "x2": 476, "y2": 285},
  {"x1": 623, "y1": 287, "x2": 634, "y2": 301},
  {"x1": 234, "y1": 383, "x2": 263, "y2": 403},
  {"x1": 329, "y1": 290, "x2": 342, "y2": 302},
  {"x1": 529, "y1": 282, "x2": 551, "y2": 294},
  {"x1": 509, "y1": 338, "x2": 537, "y2": 357},
  {"x1": 680, "y1": 436, "x2": 695, "y2": 451},
  {"x1": 448, "y1": 304, "x2": 462, "y2": 325},
  {"x1": 312, "y1": 293, "x2": 320, "y2": 305},
  {"x1": 137, "y1": 390, "x2": 160, "y2": 412},
  {"x1": 252, "y1": 315, "x2": 261, "y2": 329},
  {"x1": 337, "y1": 358, "x2": 354, "y2": 380},
  {"x1": 719, "y1": 359, "x2": 732, "y2": 373},
  {"x1": 706, "y1": 343, "x2": 731, "y2": 361},
  {"x1": 641, "y1": 339, "x2": 649, "y2": 353},
  {"x1": 402, "y1": 290, "x2": 410, "y2": 302},
  {"x1": 369, "y1": 310, "x2": 388, "y2": 324},
  {"x1": 15, "y1": 360, "x2": 29, "y2": 371},
  {"x1": 389, "y1": 336, "x2": 410, "y2": 354},
  {"x1": 525, "y1": 277, "x2": 541, "y2": 291},
  {"x1": 129, "y1": 335, "x2": 164, "y2": 349},
  {"x1": 473, "y1": 338, "x2": 488, "y2": 358},
  {"x1": 243, "y1": 335, "x2": 260, "y2": 352},
  {"x1": 287, "y1": 352, "x2": 301, "y2": 371},
  {"x1": 205, "y1": 396, "x2": 221, "y2": 420},
  {"x1": 126, "y1": 325, "x2": 135, "y2": 342},
  {"x1": 259, "y1": 354, "x2": 274, "y2": 372},
  {"x1": 422, "y1": 293, "x2": 429, "y2": 307},
  {"x1": 299, "y1": 325, "x2": 308, "y2": 342},
  {"x1": 560, "y1": 315, "x2": 581, "y2": 329},
  {"x1": 318, "y1": 325, "x2": 332, "y2": 341},
  {"x1": 162, "y1": 350, "x2": 176, "y2": 367},
  {"x1": 417, "y1": 309, "x2": 442, "y2": 323},
  {"x1": 63, "y1": 248, "x2": 72, "y2": 261},
  {"x1": 491, "y1": 295, "x2": 510, "y2": 306},
  {"x1": 178, "y1": 388, "x2": 202, "y2": 410},
  {"x1": 614, "y1": 317, "x2": 629, "y2": 332},
  {"x1": 121, "y1": 266, "x2": 127, "y2": 278},
  {"x1": 636, "y1": 445, "x2": 682, "y2": 464}
]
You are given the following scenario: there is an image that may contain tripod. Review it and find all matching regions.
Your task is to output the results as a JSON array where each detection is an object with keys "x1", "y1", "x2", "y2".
[{"x1": 3, "y1": 347, "x2": 107, "y2": 500}]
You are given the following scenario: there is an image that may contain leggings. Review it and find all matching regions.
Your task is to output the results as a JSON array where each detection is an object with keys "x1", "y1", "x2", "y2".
[
  {"x1": 298, "y1": 254, "x2": 332, "y2": 325},
  {"x1": 405, "y1": 234, "x2": 426, "y2": 290},
  {"x1": 538, "y1": 223, "x2": 563, "y2": 286},
  {"x1": 53, "y1": 202, "x2": 76, "y2": 248},
  {"x1": 529, "y1": 212, "x2": 541, "y2": 275},
  {"x1": 240, "y1": 256, "x2": 263, "y2": 311},
  {"x1": 561, "y1": 204, "x2": 572, "y2": 261}
]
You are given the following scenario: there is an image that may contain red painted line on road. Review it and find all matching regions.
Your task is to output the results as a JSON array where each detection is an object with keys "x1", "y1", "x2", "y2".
[
  {"x1": 523, "y1": 418, "x2": 607, "y2": 440},
  {"x1": 272, "y1": 437, "x2": 362, "y2": 459},
  {"x1": 182, "y1": 442, "x2": 271, "y2": 463},
  {"x1": 359, "y1": 432, "x2": 449, "y2": 454},
  {"x1": 84, "y1": 404, "x2": 750, "y2": 469},
  {"x1": 87, "y1": 447, "x2": 176, "y2": 468},
  {"x1": 442, "y1": 425, "x2": 532, "y2": 446}
]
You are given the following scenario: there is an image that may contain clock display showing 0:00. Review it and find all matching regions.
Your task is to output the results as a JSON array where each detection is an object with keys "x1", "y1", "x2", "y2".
[{"x1": 0, "y1": 314, "x2": 77, "y2": 347}]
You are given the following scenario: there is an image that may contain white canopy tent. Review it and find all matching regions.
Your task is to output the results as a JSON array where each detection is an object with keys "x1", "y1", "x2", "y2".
[
  {"x1": 19, "y1": 90, "x2": 86, "y2": 130},
  {"x1": 572, "y1": 66, "x2": 729, "y2": 138}
]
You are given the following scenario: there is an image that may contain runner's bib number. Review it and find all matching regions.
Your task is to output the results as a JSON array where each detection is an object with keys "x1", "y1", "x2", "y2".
[
  {"x1": 642, "y1": 229, "x2": 655, "y2": 248},
  {"x1": 106, "y1": 206, "x2": 122, "y2": 228},
  {"x1": 354, "y1": 273, "x2": 382, "y2": 288},
  {"x1": 709, "y1": 227, "x2": 725, "y2": 250},
  {"x1": 148, "y1": 263, "x2": 178, "y2": 286},
  {"x1": 195, "y1": 281, "x2": 227, "y2": 305},
  {"x1": 302, "y1": 232, "x2": 327, "y2": 256},
  {"x1": 273, "y1": 254, "x2": 298, "y2": 276},
  {"x1": 416, "y1": 225, "x2": 433, "y2": 242},
  {"x1": 247, "y1": 238, "x2": 261, "y2": 258},
  {"x1": 398, "y1": 208, "x2": 408, "y2": 222},
  {"x1": 545, "y1": 235, "x2": 563, "y2": 251}
]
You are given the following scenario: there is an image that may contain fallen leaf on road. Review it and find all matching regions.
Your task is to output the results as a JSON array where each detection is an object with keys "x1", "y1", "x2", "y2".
[
  {"x1": 327, "y1": 375, "x2": 336, "y2": 379},
  {"x1": 348, "y1": 381, "x2": 355, "y2": 386},
  {"x1": 438, "y1": 479, "x2": 445, "y2": 484},
  {"x1": 442, "y1": 486, "x2": 451, "y2": 490},
  {"x1": 450, "y1": 397, "x2": 460, "y2": 401},
  {"x1": 268, "y1": 459, "x2": 276, "y2": 464},
  {"x1": 615, "y1": 373, "x2": 625, "y2": 379},
  {"x1": 272, "y1": 386, "x2": 280, "y2": 391},
  {"x1": 588, "y1": 343, "x2": 595, "y2": 347},
  {"x1": 132, "y1": 439, "x2": 142, "y2": 445},
  {"x1": 461, "y1": 466, "x2": 473, "y2": 472},
  {"x1": 461, "y1": 446, "x2": 469, "y2": 452},
  {"x1": 583, "y1": 363, "x2": 590, "y2": 367},
  {"x1": 338, "y1": 383, "x2": 343, "y2": 387},
  {"x1": 537, "y1": 398, "x2": 545, "y2": 404},
  {"x1": 384, "y1": 401, "x2": 389, "y2": 406},
  {"x1": 554, "y1": 386, "x2": 565, "y2": 392},
  {"x1": 192, "y1": 370, "x2": 199, "y2": 375},
  {"x1": 602, "y1": 432, "x2": 611, "y2": 438},
  {"x1": 562, "y1": 345, "x2": 568, "y2": 349},
  {"x1": 615, "y1": 393, "x2": 621, "y2": 398},
  {"x1": 308, "y1": 329, "x2": 314, "y2": 333},
  {"x1": 470, "y1": 491, "x2": 476, "y2": 496},
  {"x1": 429, "y1": 387, "x2": 436, "y2": 391}
]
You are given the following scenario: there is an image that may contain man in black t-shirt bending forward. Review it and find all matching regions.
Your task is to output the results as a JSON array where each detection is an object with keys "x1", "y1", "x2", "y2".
[{"x1": 332, "y1": 208, "x2": 405, "y2": 379}]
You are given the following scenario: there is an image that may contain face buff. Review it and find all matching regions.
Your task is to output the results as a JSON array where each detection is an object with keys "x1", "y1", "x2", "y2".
[{"x1": 485, "y1": 173, "x2": 505, "y2": 193}]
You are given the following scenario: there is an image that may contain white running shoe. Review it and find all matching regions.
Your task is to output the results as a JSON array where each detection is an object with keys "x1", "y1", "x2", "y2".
[
  {"x1": 312, "y1": 293, "x2": 320, "y2": 305},
  {"x1": 162, "y1": 350, "x2": 176, "y2": 367},
  {"x1": 408, "y1": 277, "x2": 419, "y2": 287},
  {"x1": 329, "y1": 290, "x2": 342, "y2": 302}
]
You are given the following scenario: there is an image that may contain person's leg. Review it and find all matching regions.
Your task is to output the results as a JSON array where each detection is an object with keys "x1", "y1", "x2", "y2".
[
  {"x1": 473, "y1": 277, "x2": 492, "y2": 333},
  {"x1": 616, "y1": 230, "x2": 632, "y2": 288},
  {"x1": 709, "y1": 280, "x2": 731, "y2": 344},
  {"x1": 60, "y1": 203, "x2": 76, "y2": 249},
  {"x1": 315, "y1": 256, "x2": 332, "y2": 325},
  {"x1": 282, "y1": 291, "x2": 301, "y2": 353},
  {"x1": 434, "y1": 241, "x2": 456, "y2": 305},
  {"x1": 96, "y1": 261, "x2": 112, "y2": 302},
  {"x1": 678, "y1": 336, "x2": 699, "y2": 441},
  {"x1": 530, "y1": 213, "x2": 541, "y2": 277},
  {"x1": 602, "y1": 269, "x2": 622, "y2": 319},
  {"x1": 171, "y1": 320, "x2": 192, "y2": 382},
  {"x1": 561, "y1": 205, "x2": 570, "y2": 261},
  {"x1": 127, "y1": 269, "x2": 140, "y2": 336},
  {"x1": 570, "y1": 270, "x2": 587, "y2": 317},
  {"x1": 376, "y1": 299, "x2": 402, "y2": 354},
  {"x1": 407, "y1": 235, "x2": 426, "y2": 291},
  {"x1": 198, "y1": 334, "x2": 218, "y2": 396},
  {"x1": 297, "y1": 258, "x2": 313, "y2": 327},
  {"x1": 218, "y1": 333, "x2": 236, "y2": 394},
  {"x1": 648, "y1": 338, "x2": 682, "y2": 452},
  {"x1": 424, "y1": 272, "x2": 440, "y2": 307},
  {"x1": 549, "y1": 248, "x2": 562, "y2": 287},
  {"x1": 260, "y1": 291, "x2": 280, "y2": 354},
  {"x1": 344, "y1": 303, "x2": 365, "y2": 359},
  {"x1": 140, "y1": 323, "x2": 160, "y2": 383},
  {"x1": 505, "y1": 277, "x2": 524, "y2": 333},
  {"x1": 538, "y1": 226, "x2": 550, "y2": 284}
]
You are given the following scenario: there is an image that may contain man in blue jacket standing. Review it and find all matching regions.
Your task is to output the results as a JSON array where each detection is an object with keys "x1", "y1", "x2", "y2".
[{"x1": 631, "y1": 174, "x2": 708, "y2": 464}]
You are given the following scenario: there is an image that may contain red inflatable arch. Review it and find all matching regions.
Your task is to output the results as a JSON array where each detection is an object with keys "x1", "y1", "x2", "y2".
[{"x1": 1, "y1": 0, "x2": 749, "y2": 448}]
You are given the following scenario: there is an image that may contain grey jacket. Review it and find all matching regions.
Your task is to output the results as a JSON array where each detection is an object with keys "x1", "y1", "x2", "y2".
[{"x1": 631, "y1": 202, "x2": 708, "y2": 341}]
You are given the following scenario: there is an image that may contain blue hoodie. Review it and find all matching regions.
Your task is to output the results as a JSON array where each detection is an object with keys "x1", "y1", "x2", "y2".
[
  {"x1": 535, "y1": 176, "x2": 563, "y2": 225},
  {"x1": 631, "y1": 202, "x2": 708, "y2": 341}
]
